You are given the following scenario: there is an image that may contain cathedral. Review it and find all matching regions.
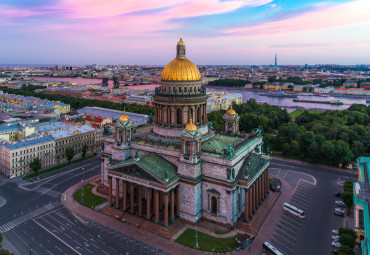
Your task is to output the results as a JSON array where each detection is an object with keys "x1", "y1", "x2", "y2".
[{"x1": 100, "y1": 37, "x2": 270, "y2": 229}]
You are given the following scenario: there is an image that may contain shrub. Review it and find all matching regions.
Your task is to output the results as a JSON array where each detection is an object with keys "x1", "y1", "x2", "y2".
[
  {"x1": 339, "y1": 234, "x2": 355, "y2": 249},
  {"x1": 338, "y1": 245, "x2": 354, "y2": 255}
]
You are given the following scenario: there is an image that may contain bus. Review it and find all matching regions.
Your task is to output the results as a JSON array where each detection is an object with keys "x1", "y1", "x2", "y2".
[
  {"x1": 262, "y1": 242, "x2": 284, "y2": 255},
  {"x1": 283, "y1": 202, "x2": 305, "y2": 218}
]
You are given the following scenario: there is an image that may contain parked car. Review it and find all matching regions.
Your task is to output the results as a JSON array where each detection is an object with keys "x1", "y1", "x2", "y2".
[
  {"x1": 332, "y1": 241, "x2": 341, "y2": 248},
  {"x1": 335, "y1": 201, "x2": 345, "y2": 207},
  {"x1": 334, "y1": 192, "x2": 342, "y2": 197},
  {"x1": 335, "y1": 208, "x2": 345, "y2": 214},
  {"x1": 334, "y1": 211, "x2": 344, "y2": 217},
  {"x1": 331, "y1": 249, "x2": 339, "y2": 254},
  {"x1": 332, "y1": 229, "x2": 338, "y2": 235},
  {"x1": 332, "y1": 236, "x2": 339, "y2": 241}
]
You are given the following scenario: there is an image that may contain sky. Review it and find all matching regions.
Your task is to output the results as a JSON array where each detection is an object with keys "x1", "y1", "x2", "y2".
[{"x1": 1, "y1": 0, "x2": 370, "y2": 65}]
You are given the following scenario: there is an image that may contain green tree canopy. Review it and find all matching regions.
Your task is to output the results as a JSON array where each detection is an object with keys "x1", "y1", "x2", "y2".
[
  {"x1": 66, "y1": 147, "x2": 75, "y2": 163},
  {"x1": 82, "y1": 144, "x2": 88, "y2": 159},
  {"x1": 339, "y1": 234, "x2": 355, "y2": 249},
  {"x1": 30, "y1": 157, "x2": 42, "y2": 176},
  {"x1": 338, "y1": 245, "x2": 354, "y2": 255},
  {"x1": 341, "y1": 192, "x2": 353, "y2": 216}
]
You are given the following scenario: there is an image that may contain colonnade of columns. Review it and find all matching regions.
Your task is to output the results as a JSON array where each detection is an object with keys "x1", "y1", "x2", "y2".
[
  {"x1": 108, "y1": 176, "x2": 180, "y2": 227},
  {"x1": 244, "y1": 168, "x2": 269, "y2": 221},
  {"x1": 154, "y1": 104, "x2": 207, "y2": 126}
]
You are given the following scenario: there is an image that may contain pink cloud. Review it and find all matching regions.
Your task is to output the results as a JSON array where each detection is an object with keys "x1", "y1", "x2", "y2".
[
  {"x1": 161, "y1": 0, "x2": 272, "y2": 18},
  {"x1": 223, "y1": 0, "x2": 370, "y2": 36}
]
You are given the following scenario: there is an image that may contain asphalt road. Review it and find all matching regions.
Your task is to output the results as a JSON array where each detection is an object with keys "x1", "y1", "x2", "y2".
[
  {"x1": 0, "y1": 157, "x2": 170, "y2": 255},
  {"x1": 268, "y1": 158, "x2": 356, "y2": 255},
  {"x1": 0, "y1": 157, "x2": 357, "y2": 255}
]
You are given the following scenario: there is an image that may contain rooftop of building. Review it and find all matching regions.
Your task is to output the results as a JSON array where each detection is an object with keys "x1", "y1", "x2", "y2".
[
  {"x1": 47, "y1": 123, "x2": 95, "y2": 139},
  {"x1": 78, "y1": 106, "x2": 149, "y2": 125},
  {"x1": 0, "y1": 135, "x2": 54, "y2": 150}
]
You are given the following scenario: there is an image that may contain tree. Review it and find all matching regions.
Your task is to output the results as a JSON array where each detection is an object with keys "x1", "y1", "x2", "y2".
[
  {"x1": 338, "y1": 228, "x2": 357, "y2": 240},
  {"x1": 66, "y1": 148, "x2": 75, "y2": 163},
  {"x1": 290, "y1": 140, "x2": 300, "y2": 156},
  {"x1": 321, "y1": 140, "x2": 335, "y2": 161},
  {"x1": 343, "y1": 181, "x2": 354, "y2": 193},
  {"x1": 0, "y1": 232, "x2": 2, "y2": 243},
  {"x1": 339, "y1": 234, "x2": 355, "y2": 249},
  {"x1": 282, "y1": 143, "x2": 291, "y2": 155},
  {"x1": 341, "y1": 192, "x2": 353, "y2": 216},
  {"x1": 82, "y1": 144, "x2": 88, "y2": 159},
  {"x1": 351, "y1": 141, "x2": 365, "y2": 159},
  {"x1": 300, "y1": 131, "x2": 315, "y2": 154},
  {"x1": 338, "y1": 245, "x2": 354, "y2": 255},
  {"x1": 30, "y1": 157, "x2": 42, "y2": 176},
  {"x1": 334, "y1": 140, "x2": 354, "y2": 167},
  {"x1": 0, "y1": 248, "x2": 14, "y2": 255},
  {"x1": 307, "y1": 142, "x2": 321, "y2": 161}
]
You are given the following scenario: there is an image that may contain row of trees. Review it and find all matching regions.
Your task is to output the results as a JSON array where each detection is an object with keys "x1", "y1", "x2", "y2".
[
  {"x1": 207, "y1": 99, "x2": 291, "y2": 132},
  {"x1": 274, "y1": 104, "x2": 369, "y2": 166},
  {"x1": 208, "y1": 100, "x2": 368, "y2": 167},
  {"x1": 338, "y1": 227, "x2": 357, "y2": 255},
  {"x1": 0, "y1": 86, "x2": 154, "y2": 116},
  {"x1": 30, "y1": 145, "x2": 88, "y2": 175}
]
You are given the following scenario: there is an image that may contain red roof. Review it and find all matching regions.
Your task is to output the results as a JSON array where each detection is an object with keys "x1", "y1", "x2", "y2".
[
  {"x1": 335, "y1": 88, "x2": 347, "y2": 91},
  {"x1": 348, "y1": 88, "x2": 363, "y2": 90}
]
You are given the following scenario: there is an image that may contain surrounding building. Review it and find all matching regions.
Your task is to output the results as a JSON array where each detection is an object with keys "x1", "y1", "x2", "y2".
[
  {"x1": 0, "y1": 135, "x2": 55, "y2": 178},
  {"x1": 100, "y1": 37, "x2": 270, "y2": 231},
  {"x1": 354, "y1": 157, "x2": 370, "y2": 254},
  {"x1": 207, "y1": 92, "x2": 242, "y2": 112}
]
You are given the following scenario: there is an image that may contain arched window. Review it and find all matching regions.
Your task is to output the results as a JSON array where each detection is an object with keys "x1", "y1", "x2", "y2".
[
  {"x1": 197, "y1": 107, "x2": 200, "y2": 123},
  {"x1": 211, "y1": 196, "x2": 218, "y2": 214},
  {"x1": 185, "y1": 141, "x2": 190, "y2": 154},
  {"x1": 177, "y1": 108, "x2": 182, "y2": 125}
]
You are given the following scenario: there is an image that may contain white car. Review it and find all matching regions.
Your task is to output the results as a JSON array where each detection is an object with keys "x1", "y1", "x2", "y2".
[
  {"x1": 332, "y1": 229, "x2": 339, "y2": 235},
  {"x1": 335, "y1": 201, "x2": 345, "y2": 207},
  {"x1": 332, "y1": 236, "x2": 339, "y2": 241},
  {"x1": 332, "y1": 241, "x2": 341, "y2": 248},
  {"x1": 335, "y1": 208, "x2": 345, "y2": 214}
]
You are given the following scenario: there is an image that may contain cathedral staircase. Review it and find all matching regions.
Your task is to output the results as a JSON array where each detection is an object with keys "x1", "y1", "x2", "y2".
[{"x1": 140, "y1": 219, "x2": 184, "y2": 239}]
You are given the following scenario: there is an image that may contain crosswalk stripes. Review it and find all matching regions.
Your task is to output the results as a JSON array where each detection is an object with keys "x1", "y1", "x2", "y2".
[
  {"x1": 0, "y1": 181, "x2": 6, "y2": 186},
  {"x1": 0, "y1": 201, "x2": 61, "y2": 234}
]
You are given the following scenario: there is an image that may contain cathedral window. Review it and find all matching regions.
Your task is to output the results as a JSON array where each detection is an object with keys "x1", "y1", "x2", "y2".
[
  {"x1": 177, "y1": 108, "x2": 182, "y2": 125},
  {"x1": 185, "y1": 141, "x2": 190, "y2": 155}
]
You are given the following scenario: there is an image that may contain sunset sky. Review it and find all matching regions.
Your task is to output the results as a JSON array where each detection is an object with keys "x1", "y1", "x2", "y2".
[{"x1": 1, "y1": 0, "x2": 370, "y2": 65}]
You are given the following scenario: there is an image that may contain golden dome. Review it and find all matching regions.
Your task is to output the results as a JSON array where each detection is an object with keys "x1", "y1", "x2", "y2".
[
  {"x1": 161, "y1": 58, "x2": 201, "y2": 81},
  {"x1": 227, "y1": 106, "x2": 236, "y2": 115},
  {"x1": 119, "y1": 108, "x2": 129, "y2": 122},
  {"x1": 185, "y1": 118, "x2": 197, "y2": 131}
]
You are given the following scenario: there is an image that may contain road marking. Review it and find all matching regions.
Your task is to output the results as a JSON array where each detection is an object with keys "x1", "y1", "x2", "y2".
[
  {"x1": 33, "y1": 219, "x2": 83, "y2": 255},
  {"x1": 276, "y1": 228, "x2": 297, "y2": 241}
]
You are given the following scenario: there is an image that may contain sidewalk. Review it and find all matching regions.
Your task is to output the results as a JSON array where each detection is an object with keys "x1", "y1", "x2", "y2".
[
  {"x1": 272, "y1": 156, "x2": 356, "y2": 175},
  {"x1": 248, "y1": 176, "x2": 294, "y2": 254},
  {"x1": 61, "y1": 175, "x2": 205, "y2": 255}
]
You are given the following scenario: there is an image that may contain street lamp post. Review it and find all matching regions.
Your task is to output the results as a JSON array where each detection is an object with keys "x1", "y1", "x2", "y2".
[
  {"x1": 81, "y1": 168, "x2": 85, "y2": 204},
  {"x1": 195, "y1": 216, "x2": 198, "y2": 248}
]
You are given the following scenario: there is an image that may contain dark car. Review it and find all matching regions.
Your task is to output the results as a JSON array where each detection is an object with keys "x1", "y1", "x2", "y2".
[
  {"x1": 331, "y1": 249, "x2": 339, "y2": 254},
  {"x1": 334, "y1": 192, "x2": 342, "y2": 197},
  {"x1": 334, "y1": 211, "x2": 344, "y2": 217}
]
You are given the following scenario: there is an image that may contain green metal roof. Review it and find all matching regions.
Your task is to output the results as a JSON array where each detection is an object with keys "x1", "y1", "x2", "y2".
[
  {"x1": 201, "y1": 135, "x2": 244, "y2": 155},
  {"x1": 109, "y1": 153, "x2": 179, "y2": 185}
]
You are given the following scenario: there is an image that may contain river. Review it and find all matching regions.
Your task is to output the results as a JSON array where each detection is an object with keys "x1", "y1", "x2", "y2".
[{"x1": 29, "y1": 77, "x2": 368, "y2": 110}]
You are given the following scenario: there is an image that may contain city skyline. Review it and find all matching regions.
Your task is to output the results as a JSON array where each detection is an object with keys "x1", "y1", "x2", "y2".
[{"x1": 1, "y1": 0, "x2": 370, "y2": 65}]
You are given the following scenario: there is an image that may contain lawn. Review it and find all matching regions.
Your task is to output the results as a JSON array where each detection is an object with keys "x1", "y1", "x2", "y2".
[
  {"x1": 24, "y1": 155, "x2": 96, "y2": 180},
  {"x1": 74, "y1": 183, "x2": 107, "y2": 209},
  {"x1": 175, "y1": 228, "x2": 242, "y2": 252},
  {"x1": 289, "y1": 109, "x2": 322, "y2": 120}
]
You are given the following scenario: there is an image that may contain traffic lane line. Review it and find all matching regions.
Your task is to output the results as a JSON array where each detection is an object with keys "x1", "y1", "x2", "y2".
[
  {"x1": 276, "y1": 228, "x2": 298, "y2": 241},
  {"x1": 277, "y1": 224, "x2": 300, "y2": 238},
  {"x1": 271, "y1": 237, "x2": 294, "y2": 253},
  {"x1": 272, "y1": 235, "x2": 295, "y2": 252},
  {"x1": 278, "y1": 219, "x2": 301, "y2": 233},
  {"x1": 281, "y1": 215, "x2": 302, "y2": 228},
  {"x1": 289, "y1": 199, "x2": 310, "y2": 210}
]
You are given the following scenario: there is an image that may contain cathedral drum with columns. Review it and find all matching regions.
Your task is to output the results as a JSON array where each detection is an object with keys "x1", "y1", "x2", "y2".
[{"x1": 100, "y1": 37, "x2": 270, "y2": 230}]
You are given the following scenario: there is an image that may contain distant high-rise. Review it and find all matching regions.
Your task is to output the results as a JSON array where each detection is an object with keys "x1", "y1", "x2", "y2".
[{"x1": 275, "y1": 54, "x2": 277, "y2": 66}]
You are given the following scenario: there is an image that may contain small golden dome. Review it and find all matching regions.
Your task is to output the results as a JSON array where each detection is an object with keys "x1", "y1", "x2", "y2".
[
  {"x1": 185, "y1": 118, "x2": 197, "y2": 131},
  {"x1": 119, "y1": 108, "x2": 129, "y2": 122},
  {"x1": 227, "y1": 106, "x2": 236, "y2": 115},
  {"x1": 177, "y1": 37, "x2": 185, "y2": 46},
  {"x1": 161, "y1": 58, "x2": 201, "y2": 81}
]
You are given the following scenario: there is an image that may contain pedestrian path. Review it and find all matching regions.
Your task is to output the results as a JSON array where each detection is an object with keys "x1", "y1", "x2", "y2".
[{"x1": 0, "y1": 201, "x2": 62, "y2": 234}]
